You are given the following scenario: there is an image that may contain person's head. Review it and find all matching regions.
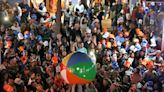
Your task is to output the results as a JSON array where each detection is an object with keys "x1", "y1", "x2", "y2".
[
  {"x1": 94, "y1": 19, "x2": 99, "y2": 27},
  {"x1": 36, "y1": 73, "x2": 42, "y2": 82},
  {"x1": 78, "y1": 42, "x2": 84, "y2": 48},
  {"x1": 57, "y1": 40, "x2": 62, "y2": 46},
  {"x1": 125, "y1": 40, "x2": 129, "y2": 46},
  {"x1": 62, "y1": 51, "x2": 67, "y2": 57},
  {"x1": 75, "y1": 36, "x2": 81, "y2": 42},
  {"x1": 45, "y1": 52, "x2": 51, "y2": 60},
  {"x1": 123, "y1": 75, "x2": 130, "y2": 83},
  {"x1": 74, "y1": 23, "x2": 80, "y2": 30},
  {"x1": 105, "y1": 55, "x2": 110, "y2": 62},
  {"x1": 30, "y1": 33, "x2": 35, "y2": 40},
  {"x1": 36, "y1": 84, "x2": 43, "y2": 91},
  {"x1": 15, "y1": 2, "x2": 19, "y2": 6},
  {"x1": 123, "y1": 24, "x2": 128, "y2": 31},
  {"x1": 24, "y1": 67, "x2": 29, "y2": 75},
  {"x1": 130, "y1": 52, "x2": 135, "y2": 58},
  {"x1": 36, "y1": 44, "x2": 42, "y2": 51},
  {"x1": 156, "y1": 51, "x2": 161, "y2": 58},
  {"x1": 55, "y1": 72, "x2": 61, "y2": 79},
  {"x1": 130, "y1": 22, "x2": 136, "y2": 29},
  {"x1": 69, "y1": 1, "x2": 72, "y2": 5},
  {"x1": 13, "y1": 22, "x2": 19, "y2": 27},
  {"x1": 23, "y1": 0, "x2": 27, "y2": 4},
  {"x1": 70, "y1": 45, "x2": 75, "y2": 52},
  {"x1": 59, "y1": 45, "x2": 64, "y2": 51},
  {"x1": 134, "y1": 68, "x2": 140, "y2": 74},
  {"x1": 90, "y1": 42, "x2": 95, "y2": 49},
  {"x1": 118, "y1": 32, "x2": 123, "y2": 37},
  {"x1": 10, "y1": 57, "x2": 17, "y2": 66},
  {"x1": 30, "y1": 72, "x2": 35, "y2": 79}
]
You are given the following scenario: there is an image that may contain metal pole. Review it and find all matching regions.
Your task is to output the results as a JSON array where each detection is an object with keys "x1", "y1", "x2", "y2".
[{"x1": 161, "y1": 20, "x2": 164, "y2": 51}]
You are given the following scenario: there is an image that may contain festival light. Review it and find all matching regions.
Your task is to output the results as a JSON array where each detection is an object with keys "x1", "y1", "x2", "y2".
[{"x1": 4, "y1": 16, "x2": 9, "y2": 21}]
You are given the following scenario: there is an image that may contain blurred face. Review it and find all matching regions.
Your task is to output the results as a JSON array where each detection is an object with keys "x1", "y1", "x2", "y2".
[
  {"x1": 119, "y1": 33, "x2": 123, "y2": 37},
  {"x1": 130, "y1": 23, "x2": 136, "y2": 29},
  {"x1": 30, "y1": 34, "x2": 35, "y2": 40},
  {"x1": 10, "y1": 58, "x2": 17, "y2": 66},
  {"x1": 24, "y1": 69, "x2": 29, "y2": 75},
  {"x1": 46, "y1": 53, "x2": 51, "y2": 60},
  {"x1": 36, "y1": 84, "x2": 43, "y2": 91},
  {"x1": 123, "y1": 75, "x2": 129, "y2": 83},
  {"x1": 62, "y1": 51, "x2": 67, "y2": 57},
  {"x1": 23, "y1": 0, "x2": 27, "y2": 4},
  {"x1": 30, "y1": 73, "x2": 35, "y2": 79},
  {"x1": 70, "y1": 46, "x2": 75, "y2": 52},
  {"x1": 76, "y1": 36, "x2": 81, "y2": 42},
  {"x1": 86, "y1": 34, "x2": 92, "y2": 41},
  {"x1": 60, "y1": 45, "x2": 64, "y2": 51},
  {"x1": 74, "y1": 23, "x2": 80, "y2": 30},
  {"x1": 90, "y1": 43, "x2": 95, "y2": 49},
  {"x1": 106, "y1": 56, "x2": 110, "y2": 62},
  {"x1": 57, "y1": 33, "x2": 62, "y2": 40},
  {"x1": 8, "y1": 79, "x2": 14, "y2": 85},
  {"x1": 36, "y1": 74, "x2": 42, "y2": 82},
  {"x1": 15, "y1": 2, "x2": 19, "y2": 6},
  {"x1": 156, "y1": 53, "x2": 161, "y2": 57},
  {"x1": 57, "y1": 40, "x2": 62, "y2": 46},
  {"x1": 37, "y1": 44, "x2": 41, "y2": 51},
  {"x1": 140, "y1": 51, "x2": 145, "y2": 56},
  {"x1": 56, "y1": 73, "x2": 61, "y2": 79},
  {"x1": 130, "y1": 53, "x2": 135, "y2": 58},
  {"x1": 95, "y1": 22, "x2": 99, "y2": 27}
]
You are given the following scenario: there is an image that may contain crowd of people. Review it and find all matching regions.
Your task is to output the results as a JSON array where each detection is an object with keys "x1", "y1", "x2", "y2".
[{"x1": 0, "y1": 0, "x2": 164, "y2": 92}]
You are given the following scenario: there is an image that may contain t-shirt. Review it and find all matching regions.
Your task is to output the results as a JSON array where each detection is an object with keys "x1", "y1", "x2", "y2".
[
  {"x1": 152, "y1": 56, "x2": 164, "y2": 63},
  {"x1": 74, "y1": 4, "x2": 84, "y2": 13}
]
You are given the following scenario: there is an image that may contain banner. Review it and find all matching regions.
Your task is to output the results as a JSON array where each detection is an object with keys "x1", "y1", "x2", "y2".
[
  {"x1": 31, "y1": 0, "x2": 43, "y2": 9},
  {"x1": 46, "y1": 0, "x2": 58, "y2": 15},
  {"x1": 46, "y1": 0, "x2": 65, "y2": 16}
]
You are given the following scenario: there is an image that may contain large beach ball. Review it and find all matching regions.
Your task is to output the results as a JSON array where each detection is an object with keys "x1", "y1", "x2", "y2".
[{"x1": 60, "y1": 52, "x2": 96, "y2": 84}]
